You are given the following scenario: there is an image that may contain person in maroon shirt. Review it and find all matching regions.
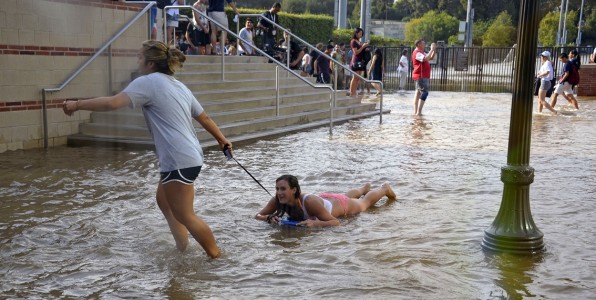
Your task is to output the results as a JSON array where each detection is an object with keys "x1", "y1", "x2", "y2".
[
  {"x1": 411, "y1": 39, "x2": 437, "y2": 115},
  {"x1": 348, "y1": 27, "x2": 369, "y2": 97}
]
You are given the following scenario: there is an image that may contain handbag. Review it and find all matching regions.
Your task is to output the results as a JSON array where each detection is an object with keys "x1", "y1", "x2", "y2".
[
  {"x1": 352, "y1": 60, "x2": 365, "y2": 71},
  {"x1": 533, "y1": 77, "x2": 540, "y2": 96}
]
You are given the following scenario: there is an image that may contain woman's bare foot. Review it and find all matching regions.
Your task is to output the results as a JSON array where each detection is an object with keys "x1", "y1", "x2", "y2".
[
  {"x1": 382, "y1": 182, "x2": 397, "y2": 200},
  {"x1": 362, "y1": 183, "x2": 371, "y2": 194}
]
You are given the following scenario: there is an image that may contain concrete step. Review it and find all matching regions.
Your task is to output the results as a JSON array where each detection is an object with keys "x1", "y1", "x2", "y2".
[
  {"x1": 68, "y1": 109, "x2": 387, "y2": 151},
  {"x1": 87, "y1": 94, "x2": 367, "y2": 128},
  {"x1": 68, "y1": 51, "x2": 383, "y2": 151},
  {"x1": 175, "y1": 70, "x2": 315, "y2": 83},
  {"x1": 182, "y1": 62, "x2": 275, "y2": 72},
  {"x1": 184, "y1": 55, "x2": 269, "y2": 64},
  {"x1": 74, "y1": 103, "x2": 385, "y2": 149}
]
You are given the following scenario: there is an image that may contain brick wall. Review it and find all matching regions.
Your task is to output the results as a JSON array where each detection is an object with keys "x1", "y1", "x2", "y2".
[
  {"x1": 0, "y1": 0, "x2": 149, "y2": 153},
  {"x1": 577, "y1": 64, "x2": 596, "y2": 97}
]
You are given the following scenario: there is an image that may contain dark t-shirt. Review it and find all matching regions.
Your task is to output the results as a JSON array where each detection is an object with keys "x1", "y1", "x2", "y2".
[
  {"x1": 316, "y1": 54, "x2": 331, "y2": 75},
  {"x1": 350, "y1": 39, "x2": 362, "y2": 62},
  {"x1": 208, "y1": 0, "x2": 232, "y2": 12},
  {"x1": 259, "y1": 11, "x2": 277, "y2": 29},
  {"x1": 186, "y1": 23, "x2": 201, "y2": 46},
  {"x1": 560, "y1": 61, "x2": 572, "y2": 82}
]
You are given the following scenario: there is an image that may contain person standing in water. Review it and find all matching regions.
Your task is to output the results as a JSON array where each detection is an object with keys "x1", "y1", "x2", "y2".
[
  {"x1": 536, "y1": 51, "x2": 557, "y2": 114},
  {"x1": 411, "y1": 39, "x2": 437, "y2": 115},
  {"x1": 255, "y1": 175, "x2": 397, "y2": 227},
  {"x1": 63, "y1": 40, "x2": 231, "y2": 258}
]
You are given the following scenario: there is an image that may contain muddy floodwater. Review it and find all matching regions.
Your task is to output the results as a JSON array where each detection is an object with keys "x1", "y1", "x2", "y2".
[{"x1": 1, "y1": 92, "x2": 594, "y2": 299}]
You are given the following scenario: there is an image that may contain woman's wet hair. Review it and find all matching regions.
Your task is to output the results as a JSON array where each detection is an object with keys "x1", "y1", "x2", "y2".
[
  {"x1": 141, "y1": 40, "x2": 186, "y2": 75},
  {"x1": 273, "y1": 175, "x2": 304, "y2": 221}
]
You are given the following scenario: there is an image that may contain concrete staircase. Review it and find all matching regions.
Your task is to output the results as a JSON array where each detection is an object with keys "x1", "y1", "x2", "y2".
[{"x1": 68, "y1": 55, "x2": 387, "y2": 150}]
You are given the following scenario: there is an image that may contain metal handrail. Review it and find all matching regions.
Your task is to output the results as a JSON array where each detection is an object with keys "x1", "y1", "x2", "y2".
[
  {"x1": 237, "y1": 13, "x2": 384, "y2": 123},
  {"x1": 40, "y1": 2, "x2": 156, "y2": 149},
  {"x1": 176, "y1": 5, "x2": 337, "y2": 134}
]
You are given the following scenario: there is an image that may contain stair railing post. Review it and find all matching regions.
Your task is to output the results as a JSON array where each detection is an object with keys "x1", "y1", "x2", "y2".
[
  {"x1": 276, "y1": 66, "x2": 280, "y2": 116},
  {"x1": 329, "y1": 88, "x2": 334, "y2": 135},
  {"x1": 108, "y1": 45, "x2": 113, "y2": 95},
  {"x1": 286, "y1": 33, "x2": 291, "y2": 78},
  {"x1": 379, "y1": 82, "x2": 383, "y2": 124},
  {"x1": 221, "y1": 50, "x2": 225, "y2": 81}
]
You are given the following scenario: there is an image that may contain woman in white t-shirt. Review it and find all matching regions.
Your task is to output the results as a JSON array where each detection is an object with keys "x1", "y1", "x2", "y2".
[
  {"x1": 536, "y1": 51, "x2": 557, "y2": 114},
  {"x1": 62, "y1": 40, "x2": 231, "y2": 258},
  {"x1": 300, "y1": 47, "x2": 312, "y2": 77},
  {"x1": 397, "y1": 49, "x2": 409, "y2": 93}
]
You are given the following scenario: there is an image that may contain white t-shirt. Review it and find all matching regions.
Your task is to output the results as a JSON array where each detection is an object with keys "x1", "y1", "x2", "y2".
[
  {"x1": 123, "y1": 72, "x2": 204, "y2": 172},
  {"x1": 238, "y1": 27, "x2": 254, "y2": 55},
  {"x1": 398, "y1": 54, "x2": 408, "y2": 73},
  {"x1": 539, "y1": 60, "x2": 554, "y2": 81}
]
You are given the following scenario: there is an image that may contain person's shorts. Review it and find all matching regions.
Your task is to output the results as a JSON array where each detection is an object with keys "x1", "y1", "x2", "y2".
[
  {"x1": 166, "y1": 13, "x2": 179, "y2": 27},
  {"x1": 415, "y1": 78, "x2": 430, "y2": 92},
  {"x1": 196, "y1": 31, "x2": 210, "y2": 45},
  {"x1": 208, "y1": 11, "x2": 228, "y2": 31},
  {"x1": 553, "y1": 81, "x2": 573, "y2": 95},
  {"x1": 160, "y1": 166, "x2": 201, "y2": 185},
  {"x1": 539, "y1": 79, "x2": 551, "y2": 91}
]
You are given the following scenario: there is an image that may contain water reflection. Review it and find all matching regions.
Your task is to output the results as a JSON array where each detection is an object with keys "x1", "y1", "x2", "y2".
[
  {"x1": 0, "y1": 93, "x2": 594, "y2": 298},
  {"x1": 484, "y1": 252, "x2": 544, "y2": 299}
]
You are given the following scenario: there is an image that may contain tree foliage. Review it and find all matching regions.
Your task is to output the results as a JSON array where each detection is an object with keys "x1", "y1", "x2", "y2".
[
  {"x1": 538, "y1": 9, "x2": 578, "y2": 46},
  {"x1": 404, "y1": 10, "x2": 458, "y2": 44},
  {"x1": 482, "y1": 11, "x2": 516, "y2": 47}
]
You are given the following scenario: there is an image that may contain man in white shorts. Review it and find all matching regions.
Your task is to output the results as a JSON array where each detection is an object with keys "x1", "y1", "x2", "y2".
[
  {"x1": 550, "y1": 53, "x2": 579, "y2": 110},
  {"x1": 207, "y1": 0, "x2": 239, "y2": 55}
]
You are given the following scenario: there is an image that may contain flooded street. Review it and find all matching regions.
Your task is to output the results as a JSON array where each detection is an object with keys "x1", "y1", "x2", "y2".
[{"x1": 1, "y1": 92, "x2": 594, "y2": 299}]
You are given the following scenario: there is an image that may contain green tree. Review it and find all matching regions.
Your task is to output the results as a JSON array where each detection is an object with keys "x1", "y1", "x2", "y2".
[
  {"x1": 582, "y1": 7, "x2": 596, "y2": 44},
  {"x1": 472, "y1": 19, "x2": 491, "y2": 46},
  {"x1": 482, "y1": 11, "x2": 516, "y2": 47},
  {"x1": 538, "y1": 10, "x2": 578, "y2": 46},
  {"x1": 538, "y1": 11, "x2": 559, "y2": 46},
  {"x1": 404, "y1": 10, "x2": 458, "y2": 44}
]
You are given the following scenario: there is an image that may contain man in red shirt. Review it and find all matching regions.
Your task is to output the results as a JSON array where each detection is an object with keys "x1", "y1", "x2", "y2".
[{"x1": 412, "y1": 39, "x2": 437, "y2": 115}]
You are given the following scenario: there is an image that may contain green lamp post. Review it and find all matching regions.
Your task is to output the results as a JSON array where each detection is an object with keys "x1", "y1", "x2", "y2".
[{"x1": 482, "y1": 0, "x2": 545, "y2": 254}]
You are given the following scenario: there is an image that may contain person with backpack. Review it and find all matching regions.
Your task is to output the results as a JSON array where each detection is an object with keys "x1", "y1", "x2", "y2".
[{"x1": 550, "y1": 53, "x2": 579, "y2": 110}]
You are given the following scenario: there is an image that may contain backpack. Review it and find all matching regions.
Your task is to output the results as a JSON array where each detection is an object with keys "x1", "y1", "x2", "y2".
[
  {"x1": 156, "y1": 0, "x2": 171, "y2": 9},
  {"x1": 362, "y1": 48, "x2": 372, "y2": 63},
  {"x1": 567, "y1": 62, "x2": 580, "y2": 85}
]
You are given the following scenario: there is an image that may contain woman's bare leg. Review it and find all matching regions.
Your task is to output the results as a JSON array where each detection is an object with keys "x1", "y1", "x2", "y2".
[
  {"x1": 159, "y1": 181, "x2": 220, "y2": 258},
  {"x1": 354, "y1": 182, "x2": 397, "y2": 212},
  {"x1": 349, "y1": 76, "x2": 359, "y2": 96},
  {"x1": 344, "y1": 183, "x2": 371, "y2": 199},
  {"x1": 156, "y1": 182, "x2": 189, "y2": 251},
  {"x1": 539, "y1": 90, "x2": 557, "y2": 114}
]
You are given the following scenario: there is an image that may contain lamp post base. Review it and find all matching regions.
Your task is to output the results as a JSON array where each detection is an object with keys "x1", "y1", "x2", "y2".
[{"x1": 482, "y1": 229, "x2": 544, "y2": 254}]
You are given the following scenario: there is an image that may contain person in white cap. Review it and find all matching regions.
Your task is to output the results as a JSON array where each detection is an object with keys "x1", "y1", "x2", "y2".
[{"x1": 536, "y1": 51, "x2": 557, "y2": 114}]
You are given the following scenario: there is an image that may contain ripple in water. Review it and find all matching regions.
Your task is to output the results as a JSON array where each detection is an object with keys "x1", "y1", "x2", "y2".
[{"x1": 0, "y1": 93, "x2": 594, "y2": 299}]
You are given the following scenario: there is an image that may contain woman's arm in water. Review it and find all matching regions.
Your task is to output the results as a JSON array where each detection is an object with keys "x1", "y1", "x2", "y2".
[{"x1": 255, "y1": 197, "x2": 280, "y2": 223}]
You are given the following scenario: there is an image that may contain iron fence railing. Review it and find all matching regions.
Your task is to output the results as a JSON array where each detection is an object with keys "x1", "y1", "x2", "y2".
[{"x1": 380, "y1": 46, "x2": 595, "y2": 93}]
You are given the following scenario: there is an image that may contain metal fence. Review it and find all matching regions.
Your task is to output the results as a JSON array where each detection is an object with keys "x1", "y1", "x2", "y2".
[{"x1": 380, "y1": 46, "x2": 595, "y2": 93}]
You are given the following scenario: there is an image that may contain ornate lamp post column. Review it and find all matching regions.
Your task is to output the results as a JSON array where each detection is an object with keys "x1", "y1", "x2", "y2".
[{"x1": 481, "y1": 0, "x2": 544, "y2": 254}]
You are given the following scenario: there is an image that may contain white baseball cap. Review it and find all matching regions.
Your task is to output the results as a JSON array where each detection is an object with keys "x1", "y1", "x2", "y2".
[{"x1": 540, "y1": 51, "x2": 551, "y2": 57}]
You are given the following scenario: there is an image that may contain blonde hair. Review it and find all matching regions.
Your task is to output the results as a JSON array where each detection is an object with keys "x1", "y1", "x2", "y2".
[{"x1": 141, "y1": 40, "x2": 186, "y2": 75}]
